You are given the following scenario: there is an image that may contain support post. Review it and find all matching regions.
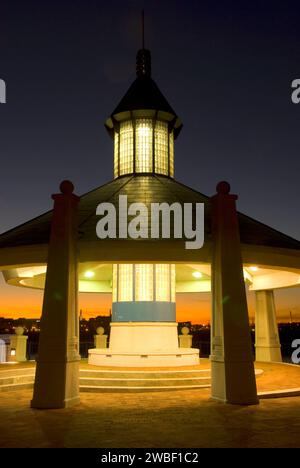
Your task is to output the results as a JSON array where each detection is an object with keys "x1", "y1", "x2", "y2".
[
  {"x1": 31, "y1": 180, "x2": 80, "y2": 409},
  {"x1": 210, "y1": 181, "x2": 258, "y2": 405},
  {"x1": 255, "y1": 290, "x2": 282, "y2": 362}
]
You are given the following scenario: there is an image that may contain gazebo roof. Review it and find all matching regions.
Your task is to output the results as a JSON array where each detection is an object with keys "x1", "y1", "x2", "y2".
[{"x1": 0, "y1": 174, "x2": 299, "y2": 251}]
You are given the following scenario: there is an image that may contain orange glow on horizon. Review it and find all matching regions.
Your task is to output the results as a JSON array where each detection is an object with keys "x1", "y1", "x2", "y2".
[{"x1": 0, "y1": 276, "x2": 299, "y2": 323}]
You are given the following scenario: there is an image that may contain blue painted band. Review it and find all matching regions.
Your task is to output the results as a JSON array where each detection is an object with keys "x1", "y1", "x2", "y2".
[{"x1": 112, "y1": 301, "x2": 176, "y2": 322}]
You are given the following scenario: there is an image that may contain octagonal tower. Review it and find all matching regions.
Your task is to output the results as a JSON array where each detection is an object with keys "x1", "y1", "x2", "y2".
[{"x1": 89, "y1": 48, "x2": 199, "y2": 366}]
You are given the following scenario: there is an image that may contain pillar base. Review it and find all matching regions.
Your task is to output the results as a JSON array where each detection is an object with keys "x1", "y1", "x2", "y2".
[
  {"x1": 255, "y1": 345, "x2": 282, "y2": 363},
  {"x1": 31, "y1": 395, "x2": 80, "y2": 409},
  {"x1": 255, "y1": 290, "x2": 282, "y2": 363},
  {"x1": 211, "y1": 359, "x2": 259, "y2": 405},
  {"x1": 31, "y1": 359, "x2": 80, "y2": 409}
]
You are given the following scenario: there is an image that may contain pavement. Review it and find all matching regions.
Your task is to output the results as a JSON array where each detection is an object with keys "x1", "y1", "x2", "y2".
[{"x1": 0, "y1": 360, "x2": 300, "y2": 448}]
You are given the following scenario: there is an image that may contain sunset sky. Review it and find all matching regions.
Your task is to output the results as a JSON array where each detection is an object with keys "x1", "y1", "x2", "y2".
[
  {"x1": 0, "y1": 1, "x2": 299, "y2": 323},
  {"x1": 0, "y1": 273, "x2": 299, "y2": 324}
]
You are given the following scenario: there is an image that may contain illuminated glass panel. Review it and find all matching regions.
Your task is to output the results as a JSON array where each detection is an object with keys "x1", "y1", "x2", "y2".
[
  {"x1": 114, "y1": 131, "x2": 119, "y2": 178},
  {"x1": 169, "y1": 131, "x2": 174, "y2": 178},
  {"x1": 118, "y1": 264, "x2": 133, "y2": 301},
  {"x1": 119, "y1": 121, "x2": 134, "y2": 175},
  {"x1": 113, "y1": 263, "x2": 175, "y2": 303},
  {"x1": 135, "y1": 264, "x2": 154, "y2": 301},
  {"x1": 155, "y1": 264, "x2": 170, "y2": 302},
  {"x1": 155, "y1": 121, "x2": 169, "y2": 175},
  {"x1": 135, "y1": 119, "x2": 153, "y2": 172},
  {"x1": 112, "y1": 264, "x2": 118, "y2": 302},
  {"x1": 170, "y1": 264, "x2": 176, "y2": 302}
]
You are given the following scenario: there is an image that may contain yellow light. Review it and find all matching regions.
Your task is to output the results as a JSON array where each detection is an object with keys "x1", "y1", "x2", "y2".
[
  {"x1": 117, "y1": 264, "x2": 133, "y2": 301},
  {"x1": 10, "y1": 349, "x2": 16, "y2": 356},
  {"x1": 192, "y1": 271, "x2": 202, "y2": 279},
  {"x1": 84, "y1": 271, "x2": 95, "y2": 278},
  {"x1": 135, "y1": 119, "x2": 153, "y2": 172},
  {"x1": 135, "y1": 264, "x2": 154, "y2": 301},
  {"x1": 137, "y1": 126, "x2": 151, "y2": 137},
  {"x1": 249, "y1": 266, "x2": 259, "y2": 272},
  {"x1": 119, "y1": 121, "x2": 134, "y2": 176},
  {"x1": 156, "y1": 264, "x2": 170, "y2": 302},
  {"x1": 113, "y1": 263, "x2": 175, "y2": 303},
  {"x1": 155, "y1": 120, "x2": 169, "y2": 176}
]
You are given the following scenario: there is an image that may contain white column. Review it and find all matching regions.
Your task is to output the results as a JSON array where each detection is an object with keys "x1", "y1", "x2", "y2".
[
  {"x1": 255, "y1": 290, "x2": 282, "y2": 362},
  {"x1": 210, "y1": 181, "x2": 258, "y2": 405}
]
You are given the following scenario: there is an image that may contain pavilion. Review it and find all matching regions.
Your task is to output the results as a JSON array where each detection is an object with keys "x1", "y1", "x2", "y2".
[{"x1": 0, "y1": 46, "x2": 299, "y2": 408}]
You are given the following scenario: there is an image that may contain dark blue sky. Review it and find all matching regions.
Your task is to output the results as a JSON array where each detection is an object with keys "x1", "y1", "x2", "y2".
[{"x1": 0, "y1": 0, "x2": 299, "y2": 239}]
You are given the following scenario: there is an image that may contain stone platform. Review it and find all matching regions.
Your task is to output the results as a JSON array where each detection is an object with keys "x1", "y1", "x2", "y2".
[
  {"x1": 1, "y1": 360, "x2": 300, "y2": 396},
  {"x1": 0, "y1": 360, "x2": 210, "y2": 392}
]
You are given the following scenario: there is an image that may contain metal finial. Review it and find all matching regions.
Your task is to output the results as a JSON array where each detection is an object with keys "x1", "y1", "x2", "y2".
[
  {"x1": 136, "y1": 49, "x2": 151, "y2": 77},
  {"x1": 136, "y1": 10, "x2": 151, "y2": 77}
]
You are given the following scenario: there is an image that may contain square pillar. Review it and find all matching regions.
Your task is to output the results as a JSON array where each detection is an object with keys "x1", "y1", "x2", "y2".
[
  {"x1": 31, "y1": 181, "x2": 80, "y2": 409},
  {"x1": 255, "y1": 290, "x2": 282, "y2": 362},
  {"x1": 210, "y1": 182, "x2": 258, "y2": 405}
]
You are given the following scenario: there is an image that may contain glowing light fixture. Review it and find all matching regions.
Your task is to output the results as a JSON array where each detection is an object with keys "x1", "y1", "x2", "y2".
[
  {"x1": 249, "y1": 266, "x2": 259, "y2": 272},
  {"x1": 113, "y1": 264, "x2": 176, "y2": 303},
  {"x1": 192, "y1": 271, "x2": 202, "y2": 279},
  {"x1": 135, "y1": 119, "x2": 153, "y2": 172},
  {"x1": 114, "y1": 118, "x2": 174, "y2": 177},
  {"x1": 84, "y1": 270, "x2": 95, "y2": 279}
]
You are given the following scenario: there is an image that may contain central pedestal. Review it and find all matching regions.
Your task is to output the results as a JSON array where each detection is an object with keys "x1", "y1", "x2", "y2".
[{"x1": 88, "y1": 322, "x2": 200, "y2": 367}]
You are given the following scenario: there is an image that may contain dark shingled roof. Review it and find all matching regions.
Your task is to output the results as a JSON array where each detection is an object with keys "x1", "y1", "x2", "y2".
[
  {"x1": 105, "y1": 49, "x2": 182, "y2": 137},
  {"x1": 0, "y1": 174, "x2": 299, "y2": 251},
  {"x1": 112, "y1": 76, "x2": 177, "y2": 117}
]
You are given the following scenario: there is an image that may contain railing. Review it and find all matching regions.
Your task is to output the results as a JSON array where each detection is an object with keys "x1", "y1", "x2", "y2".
[
  {"x1": 27, "y1": 341, "x2": 39, "y2": 360},
  {"x1": 80, "y1": 341, "x2": 94, "y2": 358},
  {"x1": 192, "y1": 339, "x2": 210, "y2": 357}
]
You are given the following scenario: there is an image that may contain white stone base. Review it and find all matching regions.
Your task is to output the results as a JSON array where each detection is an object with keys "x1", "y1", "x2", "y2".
[
  {"x1": 88, "y1": 322, "x2": 200, "y2": 367},
  {"x1": 108, "y1": 322, "x2": 180, "y2": 352},
  {"x1": 88, "y1": 348, "x2": 200, "y2": 367}
]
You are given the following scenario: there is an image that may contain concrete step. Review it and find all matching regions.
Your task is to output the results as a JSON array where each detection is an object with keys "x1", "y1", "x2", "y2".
[
  {"x1": 79, "y1": 377, "x2": 210, "y2": 387},
  {"x1": 0, "y1": 367, "x2": 35, "y2": 378},
  {"x1": 0, "y1": 374, "x2": 35, "y2": 386},
  {"x1": 79, "y1": 370, "x2": 210, "y2": 379},
  {"x1": 80, "y1": 384, "x2": 210, "y2": 393},
  {"x1": 0, "y1": 382, "x2": 33, "y2": 392},
  {"x1": 0, "y1": 367, "x2": 211, "y2": 392}
]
